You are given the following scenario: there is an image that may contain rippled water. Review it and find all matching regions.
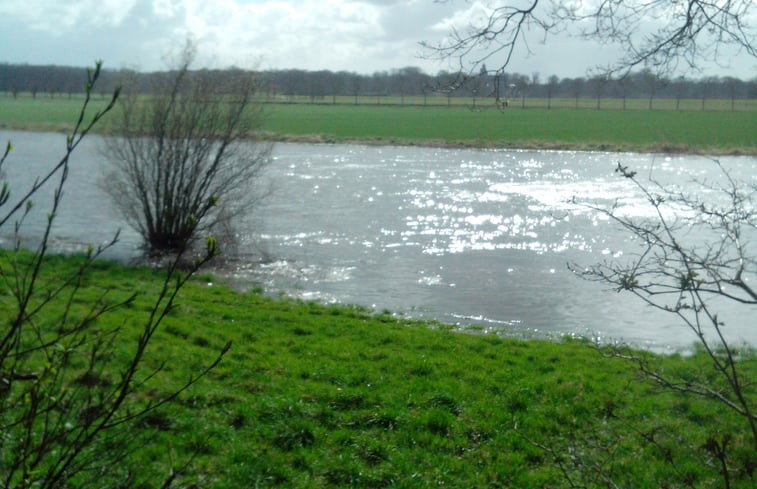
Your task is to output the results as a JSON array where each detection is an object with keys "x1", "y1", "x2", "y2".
[{"x1": 2, "y1": 130, "x2": 755, "y2": 350}]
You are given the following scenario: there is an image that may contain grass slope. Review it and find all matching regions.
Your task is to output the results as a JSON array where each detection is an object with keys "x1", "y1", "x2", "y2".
[{"x1": 4, "y1": 252, "x2": 754, "y2": 487}]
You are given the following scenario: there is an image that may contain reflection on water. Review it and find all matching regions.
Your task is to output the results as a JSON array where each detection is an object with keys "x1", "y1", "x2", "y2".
[{"x1": 1, "y1": 130, "x2": 755, "y2": 351}]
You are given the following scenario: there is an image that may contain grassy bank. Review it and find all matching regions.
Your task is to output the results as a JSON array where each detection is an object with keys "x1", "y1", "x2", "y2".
[
  {"x1": 4, "y1": 252, "x2": 754, "y2": 487},
  {"x1": 1, "y1": 94, "x2": 755, "y2": 154}
]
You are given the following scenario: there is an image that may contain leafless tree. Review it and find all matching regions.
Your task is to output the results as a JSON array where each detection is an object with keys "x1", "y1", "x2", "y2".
[
  {"x1": 512, "y1": 162, "x2": 756, "y2": 488},
  {"x1": 104, "y1": 42, "x2": 271, "y2": 256},
  {"x1": 424, "y1": 0, "x2": 755, "y2": 100},
  {"x1": 567, "y1": 162, "x2": 756, "y2": 485},
  {"x1": 577, "y1": 162, "x2": 755, "y2": 440},
  {"x1": 588, "y1": 73, "x2": 608, "y2": 109},
  {"x1": 546, "y1": 74, "x2": 559, "y2": 108},
  {"x1": 0, "y1": 62, "x2": 228, "y2": 487}
]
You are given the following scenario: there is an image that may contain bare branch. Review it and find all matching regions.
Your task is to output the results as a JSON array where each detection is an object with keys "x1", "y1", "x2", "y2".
[
  {"x1": 103, "y1": 42, "x2": 272, "y2": 257},
  {"x1": 571, "y1": 160, "x2": 757, "y2": 451},
  {"x1": 425, "y1": 0, "x2": 756, "y2": 77}
]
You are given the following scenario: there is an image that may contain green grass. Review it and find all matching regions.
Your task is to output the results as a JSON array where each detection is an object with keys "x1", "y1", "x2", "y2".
[
  {"x1": 0, "y1": 93, "x2": 107, "y2": 132},
  {"x1": 1, "y1": 93, "x2": 755, "y2": 154},
  {"x1": 263, "y1": 103, "x2": 756, "y2": 153},
  {"x1": 3, "y1": 251, "x2": 755, "y2": 487}
]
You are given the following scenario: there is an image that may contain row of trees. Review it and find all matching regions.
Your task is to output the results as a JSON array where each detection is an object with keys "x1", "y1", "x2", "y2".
[
  {"x1": 265, "y1": 67, "x2": 757, "y2": 104},
  {"x1": 1, "y1": 62, "x2": 755, "y2": 104}
]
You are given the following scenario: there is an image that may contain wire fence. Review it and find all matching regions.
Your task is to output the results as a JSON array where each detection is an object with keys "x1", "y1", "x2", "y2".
[
  {"x1": 261, "y1": 94, "x2": 757, "y2": 112},
  {"x1": 3, "y1": 91, "x2": 756, "y2": 112}
]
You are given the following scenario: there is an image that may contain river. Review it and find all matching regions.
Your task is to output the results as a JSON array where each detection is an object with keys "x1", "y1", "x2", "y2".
[{"x1": 1, "y1": 130, "x2": 755, "y2": 351}]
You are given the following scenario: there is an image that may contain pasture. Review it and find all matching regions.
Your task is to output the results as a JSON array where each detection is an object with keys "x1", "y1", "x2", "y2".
[
  {"x1": 1, "y1": 92, "x2": 755, "y2": 153},
  {"x1": 263, "y1": 103, "x2": 756, "y2": 153}
]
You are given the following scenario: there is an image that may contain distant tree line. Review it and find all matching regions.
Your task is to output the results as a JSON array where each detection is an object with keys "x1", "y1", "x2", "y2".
[{"x1": 1, "y1": 63, "x2": 755, "y2": 107}]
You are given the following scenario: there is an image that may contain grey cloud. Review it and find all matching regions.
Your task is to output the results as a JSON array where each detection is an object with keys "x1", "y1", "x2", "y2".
[
  {"x1": 0, "y1": 0, "x2": 188, "y2": 69},
  {"x1": 0, "y1": 0, "x2": 751, "y2": 78}
]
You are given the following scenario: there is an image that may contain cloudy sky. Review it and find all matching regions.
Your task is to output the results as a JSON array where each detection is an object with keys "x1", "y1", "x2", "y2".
[{"x1": 1, "y1": 0, "x2": 754, "y2": 78}]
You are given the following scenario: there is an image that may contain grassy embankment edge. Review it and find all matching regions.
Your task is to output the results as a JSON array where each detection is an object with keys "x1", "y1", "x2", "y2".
[
  {"x1": 3, "y1": 250, "x2": 754, "y2": 486},
  {"x1": 5, "y1": 121, "x2": 752, "y2": 156},
  {"x1": 259, "y1": 132, "x2": 756, "y2": 156}
]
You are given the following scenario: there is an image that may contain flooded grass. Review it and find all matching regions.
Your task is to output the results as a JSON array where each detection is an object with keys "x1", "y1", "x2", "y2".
[{"x1": 4, "y1": 251, "x2": 754, "y2": 487}]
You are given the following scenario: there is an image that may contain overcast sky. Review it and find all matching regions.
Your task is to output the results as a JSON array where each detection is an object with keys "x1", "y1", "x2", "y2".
[{"x1": 1, "y1": 0, "x2": 754, "y2": 79}]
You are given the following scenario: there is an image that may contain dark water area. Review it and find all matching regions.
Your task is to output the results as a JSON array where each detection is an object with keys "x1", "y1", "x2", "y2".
[{"x1": 1, "y1": 129, "x2": 755, "y2": 351}]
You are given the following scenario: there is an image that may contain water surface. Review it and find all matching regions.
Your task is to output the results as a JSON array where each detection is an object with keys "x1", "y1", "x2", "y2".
[{"x1": 2, "y1": 130, "x2": 754, "y2": 350}]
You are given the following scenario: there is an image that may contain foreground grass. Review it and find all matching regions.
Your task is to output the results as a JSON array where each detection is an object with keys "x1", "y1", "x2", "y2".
[
  {"x1": 1, "y1": 94, "x2": 755, "y2": 154},
  {"x1": 4, "y1": 252, "x2": 755, "y2": 487}
]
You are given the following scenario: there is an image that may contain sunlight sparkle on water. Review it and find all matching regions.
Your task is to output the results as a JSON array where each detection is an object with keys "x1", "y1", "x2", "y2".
[{"x1": 5, "y1": 131, "x2": 754, "y2": 350}]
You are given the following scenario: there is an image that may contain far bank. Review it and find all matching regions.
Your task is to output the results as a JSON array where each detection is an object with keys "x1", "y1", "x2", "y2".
[{"x1": 1, "y1": 95, "x2": 755, "y2": 155}]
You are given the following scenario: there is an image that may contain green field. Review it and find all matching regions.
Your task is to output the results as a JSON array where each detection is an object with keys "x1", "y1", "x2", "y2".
[
  {"x1": 3, "y1": 252, "x2": 755, "y2": 487},
  {"x1": 264, "y1": 103, "x2": 757, "y2": 153},
  {"x1": 1, "y1": 93, "x2": 755, "y2": 154}
]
